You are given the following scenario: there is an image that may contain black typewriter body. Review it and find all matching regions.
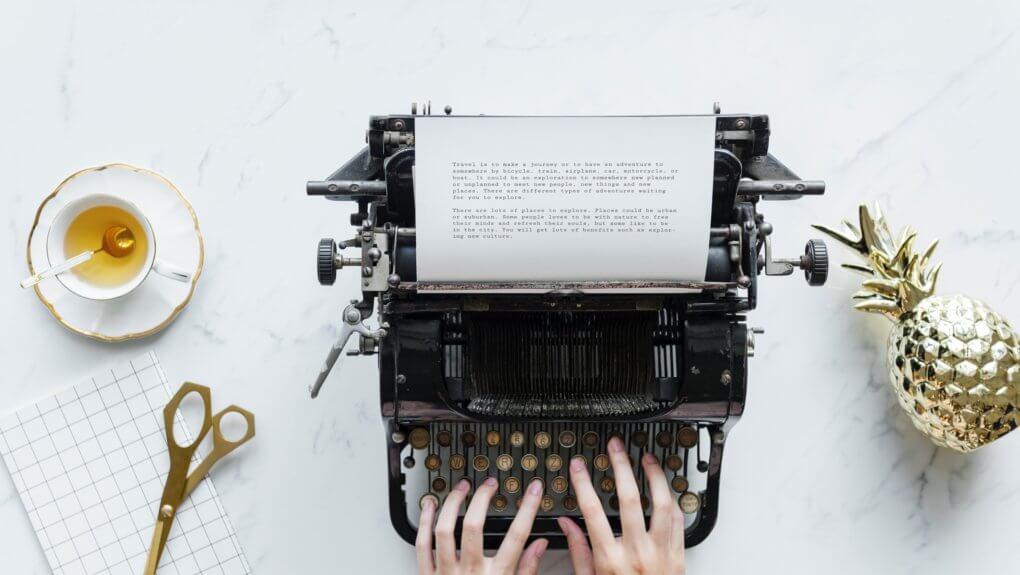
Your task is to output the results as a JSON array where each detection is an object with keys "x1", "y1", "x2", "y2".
[{"x1": 307, "y1": 108, "x2": 827, "y2": 548}]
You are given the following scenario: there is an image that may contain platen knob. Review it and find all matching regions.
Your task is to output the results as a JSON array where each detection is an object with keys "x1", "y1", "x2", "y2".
[
  {"x1": 318, "y1": 238, "x2": 337, "y2": 286},
  {"x1": 803, "y1": 239, "x2": 828, "y2": 286}
]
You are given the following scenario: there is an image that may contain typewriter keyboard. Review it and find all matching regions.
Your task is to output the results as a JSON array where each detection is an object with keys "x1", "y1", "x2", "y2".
[{"x1": 402, "y1": 422, "x2": 707, "y2": 526}]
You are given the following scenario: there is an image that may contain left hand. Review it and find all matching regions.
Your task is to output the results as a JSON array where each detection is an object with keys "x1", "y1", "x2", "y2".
[{"x1": 416, "y1": 476, "x2": 549, "y2": 575}]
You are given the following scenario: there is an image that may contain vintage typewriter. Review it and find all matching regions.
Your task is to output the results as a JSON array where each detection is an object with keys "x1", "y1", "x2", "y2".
[{"x1": 306, "y1": 105, "x2": 828, "y2": 548}]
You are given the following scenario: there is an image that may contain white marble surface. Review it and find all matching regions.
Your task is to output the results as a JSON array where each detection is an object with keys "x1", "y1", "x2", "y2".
[{"x1": 3, "y1": 1, "x2": 1020, "y2": 573}]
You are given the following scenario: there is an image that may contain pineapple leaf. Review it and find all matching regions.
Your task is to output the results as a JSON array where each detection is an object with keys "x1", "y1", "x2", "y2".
[
  {"x1": 811, "y1": 223, "x2": 866, "y2": 254},
  {"x1": 841, "y1": 263, "x2": 875, "y2": 276},
  {"x1": 854, "y1": 297, "x2": 903, "y2": 320},
  {"x1": 861, "y1": 278, "x2": 900, "y2": 296}
]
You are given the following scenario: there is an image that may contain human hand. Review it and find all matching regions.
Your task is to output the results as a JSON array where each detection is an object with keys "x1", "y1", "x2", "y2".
[
  {"x1": 416, "y1": 476, "x2": 549, "y2": 575},
  {"x1": 558, "y1": 437, "x2": 686, "y2": 574}
]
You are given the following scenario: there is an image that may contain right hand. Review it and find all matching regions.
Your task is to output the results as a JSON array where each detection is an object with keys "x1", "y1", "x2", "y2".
[{"x1": 557, "y1": 437, "x2": 686, "y2": 574}]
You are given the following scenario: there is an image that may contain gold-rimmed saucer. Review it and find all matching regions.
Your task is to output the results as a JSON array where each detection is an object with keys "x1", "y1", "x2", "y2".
[{"x1": 26, "y1": 164, "x2": 204, "y2": 341}]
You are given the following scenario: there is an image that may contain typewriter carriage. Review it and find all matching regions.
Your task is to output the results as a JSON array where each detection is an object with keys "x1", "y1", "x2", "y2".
[{"x1": 308, "y1": 107, "x2": 825, "y2": 548}]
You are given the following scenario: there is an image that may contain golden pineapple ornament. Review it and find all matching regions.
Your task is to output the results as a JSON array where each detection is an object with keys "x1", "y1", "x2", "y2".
[{"x1": 815, "y1": 204, "x2": 1020, "y2": 452}]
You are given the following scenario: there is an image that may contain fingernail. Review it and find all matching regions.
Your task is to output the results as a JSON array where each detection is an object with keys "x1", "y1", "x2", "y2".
[
  {"x1": 570, "y1": 456, "x2": 586, "y2": 473},
  {"x1": 423, "y1": 498, "x2": 435, "y2": 512},
  {"x1": 643, "y1": 452, "x2": 657, "y2": 465},
  {"x1": 484, "y1": 476, "x2": 497, "y2": 487},
  {"x1": 528, "y1": 479, "x2": 543, "y2": 495},
  {"x1": 535, "y1": 538, "x2": 549, "y2": 558},
  {"x1": 609, "y1": 437, "x2": 624, "y2": 452},
  {"x1": 456, "y1": 479, "x2": 471, "y2": 492}
]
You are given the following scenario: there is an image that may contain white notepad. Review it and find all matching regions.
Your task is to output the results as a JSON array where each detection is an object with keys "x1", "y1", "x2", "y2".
[{"x1": 0, "y1": 351, "x2": 251, "y2": 575}]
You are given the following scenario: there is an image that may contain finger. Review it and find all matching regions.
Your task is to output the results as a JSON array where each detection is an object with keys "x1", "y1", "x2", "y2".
[
  {"x1": 557, "y1": 517, "x2": 595, "y2": 575},
  {"x1": 515, "y1": 538, "x2": 549, "y2": 575},
  {"x1": 435, "y1": 479, "x2": 470, "y2": 568},
  {"x1": 568, "y1": 455, "x2": 615, "y2": 551},
  {"x1": 641, "y1": 453, "x2": 672, "y2": 543},
  {"x1": 461, "y1": 476, "x2": 498, "y2": 566},
  {"x1": 670, "y1": 501, "x2": 686, "y2": 560},
  {"x1": 493, "y1": 479, "x2": 543, "y2": 571},
  {"x1": 607, "y1": 437, "x2": 645, "y2": 540},
  {"x1": 415, "y1": 496, "x2": 437, "y2": 575}
]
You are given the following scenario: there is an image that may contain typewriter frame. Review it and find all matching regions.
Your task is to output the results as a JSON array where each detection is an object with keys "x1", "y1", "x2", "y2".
[{"x1": 308, "y1": 110, "x2": 826, "y2": 549}]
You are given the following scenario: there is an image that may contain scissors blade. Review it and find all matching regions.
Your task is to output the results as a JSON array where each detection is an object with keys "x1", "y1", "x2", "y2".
[{"x1": 143, "y1": 514, "x2": 173, "y2": 575}]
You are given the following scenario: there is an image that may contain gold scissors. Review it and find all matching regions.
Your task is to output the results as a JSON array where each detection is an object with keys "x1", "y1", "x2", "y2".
[{"x1": 144, "y1": 382, "x2": 255, "y2": 575}]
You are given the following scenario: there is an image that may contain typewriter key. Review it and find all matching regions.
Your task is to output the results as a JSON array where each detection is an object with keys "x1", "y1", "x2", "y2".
[
  {"x1": 461, "y1": 430, "x2": 477, "y2": 447},
  {"x1": 593, "y1": 454, "x2": 610, "y2": 472},
  {"x1": 665, "y1": 454, "x2": 683, "y2": 471},
  {"x1": 504, "y1": 476, "x2": 521, "y2": 494},
  {"x1": 515, "y1": 497, "x2": 524, "y2": 510},
  {"x1": 677, "y1": 426, "x2": 698, "y2": 448},
  {"x1": 473, "y1": 455, "x2": 490, "y2": 472},
  {"x1": 521, "y1": 454, "x2": 538, "y2": 471},
  {"x1": 509, "y1": 431, "x2": 525, "y2": 447},
  {"x1": 449, "y1": 454, "x2": 466, "y2": 471},
  {"x1": 599, "y1": 476, "x2": 616, "y2": 493},
  {"x1": 546, "y1": 454, "x2": 563, "y2": 472},
  {"x1": 564, "y1": 496, "x2": 579, "y2": 512},
  {"x1": 671, "y1": 475, "x2": 689, "y2": 493},
  {"x1": 534, "y1": 432, "x2": 551, "y2": 449},
  {"x1": 558, "y1": 430, "x2": 576, "y2": 448},
  {"x1": 436, "y1": 430, "x2": 452, "y2": 447},
  {"x1": 485, "y1": 430, "x2": 501, "y2": 447},
  {"x1": 581, "y1": 431, "x2": 600, "y2": 448},
  {"x1": 679, "y1": 492, "x2": 701, "y2": 514},
  {"x1": 540, "y1": 495, "x2": 555, "y2": 512},
  {"x1": 491, "y1": 494, "x2": 509, "y2": 511},
  {"x1": 419, "y1": 493, "x2": 440, "y2": 510},
  {"x1": 403, "y1": 455, "x2": 415, "y2": 469},
  {"x1": 655, "y1": 431, "x2": 673, "y2": 448},
  {"x1": 432, "y1": 477, "x2": 448, "y2": 492},
  {"x1": 409, "y1": 427, "x2": 430, "y2": 449},
  {"x1": 571, "y1": 454, "x2": 588, "y2": 468},
  {"x1": 609, "y1": 495, "x2": 620, "y2": 510},
  {"x1": 425, "y1": 454, "x2": 442, "y2": 471},
  {"x1": 496, "y1": 454, "x2": 514, "y2": 472},
  {"x1": 551, "y1": 476, "x2": 568, "y2": 493},
  {"x1": 632, "y1": 429, "x2": 648, "y2": 447}
]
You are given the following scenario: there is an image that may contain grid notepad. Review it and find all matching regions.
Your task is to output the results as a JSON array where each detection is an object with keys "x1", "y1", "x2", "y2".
[{"x1": 0, "y1": 351, "x2": 251, "y2": 575}]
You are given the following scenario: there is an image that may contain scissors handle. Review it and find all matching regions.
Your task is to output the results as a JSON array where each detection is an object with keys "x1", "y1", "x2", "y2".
[{"x1": 184, "y1": 405, "x2": 256, "y2": 495}]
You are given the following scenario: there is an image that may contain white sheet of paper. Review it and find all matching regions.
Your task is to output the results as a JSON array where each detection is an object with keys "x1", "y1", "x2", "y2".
[{"x1": 413, "y1": 116, "x2": 717, "y2": 291}]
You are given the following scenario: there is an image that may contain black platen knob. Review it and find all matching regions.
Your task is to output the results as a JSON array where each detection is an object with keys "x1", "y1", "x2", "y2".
[
  {"x1": 318, "y1": 238, "x2": 337, "y2": 285},
  {"x1": 803, "y1": 239, "x2": 828, "y2": 286}
]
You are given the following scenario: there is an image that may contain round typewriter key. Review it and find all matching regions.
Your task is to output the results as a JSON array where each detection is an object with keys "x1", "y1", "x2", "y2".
[
  {"x1": 665, "y1": 454, "x2": 683, "y2": 471},
  {"x1": 609, "y1": 495, "x2": 620, "y2": 510},
  {"x1": 570, "y1": 454, "x2": 588, "y2": 468},
  {"x1": 545, "y1": 454, "x2": 563, "y2": 472},
  {"x1": 558, "y1": 430, "x2": 576, "y2": 448},
  {"x1": 515, "y1": 497, "x2": 524, "y2": 510},
  {"x1": 551, "y1": 476, "x2": 568, "y2": 493},
  {"x1": 655, "y1": 431, "x2": 673, "y2": 448},
  {"x1": 420, "y1": 493, "x2": 440, "y2": 510},
  {"x1": 677, "y1": 426, "x2": 699, "y2": 448},
  {"x1": 409, "y1": 427, "x2": 430, "y2": 449},
  {"x1": 632, "y1": 429, "x2": 648, "y2": 447},
  {"x1": 491, "y1": 494, "x2": 509, "y2": 511},
  {"x1": 521, "y1": 454, "x2": 538, "y2": 471},
  {"x1": 473, "y1": 455, "x2": 490, "y2": 472},
  {"x1": 485, "y1": 430, "x2": 501, "y2": 447},
  {"x1": 582, "y1": 431, "x2": 600, "y2": 448},
  {"x1": 608, "y1": 430, "x2": 625, "y2": 443},
  {"x1": 449, "y1": 454, "x2": 466, "y2": 471},
  {"x1": 679, "y1": 492, "x2": 701, "y2": 514},
  {"x1": 436, "y1": 430, "x2": 452, "y2": 447},
  {"x1": 403, "y1": 455, "x2": 415, "y2": 469},
  {"x1": 496, "y1": 454, "x2": 514, "y2": 472},
  {"x1": 431, "y1": 477, "x2": 448, "y2": 492},
  {"x1": 504, "y1": 476, "x2": 521, "y2": 494},
  {"x1": 509, "y1": 431, "x2": 525, "y2": 447},
  {"x1": 540, "y1": 495, "x2": 555, "y2": 512},
  {"x1": 534, "y1": 431, "x2": 551, "y2": 449},
  {"x1": 671, "y1": 475, "x2": 689, "y2": 493},
  {"x1": 461, "y1": 430, "x2": 477, "y2": 447},
  {"x1": 563, "y1": 495, "x2": 578, "y2": 511},
  {"x1": 593, "y1": 454, "x2": 610, "y2": 472},
  {"x1": 424, "y1": 454, "x2": 442, "y2": 471},
  {"x1": 599, "y1": 476, "x2": 616, "y2": 493}
]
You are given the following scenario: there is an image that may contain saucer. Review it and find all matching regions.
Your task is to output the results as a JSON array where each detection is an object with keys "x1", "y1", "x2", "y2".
[{"x1": 27, "y1": 164, "x2": 204, "y2": 341}]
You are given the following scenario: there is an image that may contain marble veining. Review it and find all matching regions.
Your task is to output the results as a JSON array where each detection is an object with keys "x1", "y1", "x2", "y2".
[{"x1": 2, "y1": 1, "x2": 1020, "y2": 573}]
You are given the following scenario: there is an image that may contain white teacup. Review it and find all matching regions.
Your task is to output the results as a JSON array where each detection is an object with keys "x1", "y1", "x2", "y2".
[{"x1": 46, "y1": 193, "x2": 191, "y2": 300}]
